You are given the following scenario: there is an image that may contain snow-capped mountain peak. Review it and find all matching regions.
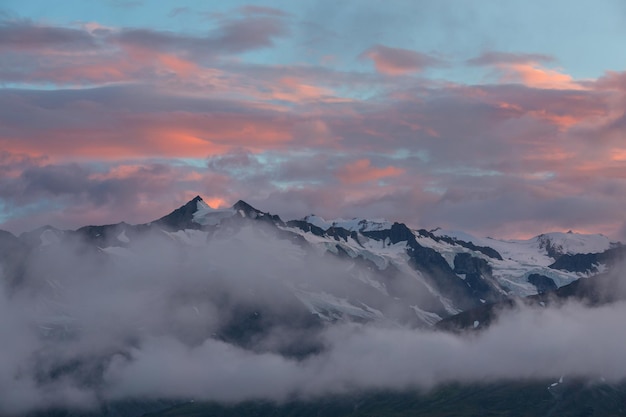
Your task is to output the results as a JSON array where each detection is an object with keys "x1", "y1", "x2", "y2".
[
  {"x1": 535, "y1": 231, "x2": 613, "y2": 258},
  {"x1": 192, "y1": 198, "x2": 236, "y2": 226},
  {"x1": 4, "y1": 195, "x2": 624, "y2": 330}
]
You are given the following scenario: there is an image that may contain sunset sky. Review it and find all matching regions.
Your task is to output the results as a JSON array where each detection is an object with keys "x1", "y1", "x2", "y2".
[{"x1": 1, "y1": 0, "x2": 626, "y2": 239}]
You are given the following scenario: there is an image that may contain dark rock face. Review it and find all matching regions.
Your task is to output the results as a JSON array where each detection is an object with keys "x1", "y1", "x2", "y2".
[
  {"x1": 233, "y1": 200, "x2": 283, "y2": 225},
  {"x1": 363, "y1": 222, "x2": 415, "y2": 245},
  {"x1": 537, "y1": 234, "x2": 564, "y2": 259},
  {"x1": 232, "y1": 199, "x2": 262, "y2": 217},
  {"x1": 363, "y1": 223, "x2": 499, "y2": 311},
  {"x1": 549, "y1": 246, "x2": 626, "y2": 273},
  {"x1": 407, "y1": 244, "x2": 480, "y2": 312},
  {"x1": 453, "y1": 253, "x2": 492, "y2": 276},
  {"x1": 325, "y1": 226, "x2": 358, "y2": 242},
  {"x1": 549, "y1": 252, "x2": 601, "y2": 273},
  {"x1": 74, "y1": 222, "x2": 134, "y2": 247},
  {"x1": 541, "y1": 272, "x2": 626, "y2": 306},
  {"x1": 451, "y1": 239, "x2": 503, "y2": 260},
  {"x1": 418, "y1": 229, "x2": 503, "y2": 260},
  {"x1": 216, "y1": 304, "x2": 324, "y2": 359},
  {"x1": 285, "y1": 220, "x2": 325, "y2": 237},
  {"x1": 439, "y1": 271, "x2": 626, "y2": 332},
  {"x1": 154, "y1": 195, "x2": 204, "y2": 230},
  {"x1": 527, "y1": 274, "x2": 557, "y2": 294},
  {"x1": 436, "y1": 298, "x2": 517, "y2": 332},
  {"x1": 453, "y1": 253, "x2": 501, "y2": 300}
]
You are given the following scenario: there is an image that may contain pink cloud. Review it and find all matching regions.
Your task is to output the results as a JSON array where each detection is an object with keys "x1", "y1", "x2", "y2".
[
  {"x1": 499, "y1": 63, "x2": 584, "y2": 90},
  {"x1": 361, "y1": 44, "x2": 443, "y2": 76},
  {"x1": 267, "y1": 77, "x2": 350, "y2": 104},
  {"x1": 467, "y1": 51, "x2": 584, "y2": 90},
  {"x1": 3, "y1": 18, "x2": 626, "y2": 240},
  {"x1": 0, "y1": 113, "x2": 294, "y2": 160},
  {"x1": 0, "y1": 12, "x2": 290, "y2": 87},
  {"x1": 336, "y1": 159, "x2": 404, "y2": 184},
  {"x1": 595, "y1": 71, "x2": 626, "y2": 91}
]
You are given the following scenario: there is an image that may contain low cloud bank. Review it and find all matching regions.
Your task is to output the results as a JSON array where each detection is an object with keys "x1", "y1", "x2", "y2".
[{"x1": 1, "y1": 227, "x2": 625, "y2": 415}]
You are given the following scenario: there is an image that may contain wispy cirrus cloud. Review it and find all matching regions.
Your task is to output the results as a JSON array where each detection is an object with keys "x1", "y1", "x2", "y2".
[{"x1": 467, "y1": 51, "x2": 555, "y2": 66}]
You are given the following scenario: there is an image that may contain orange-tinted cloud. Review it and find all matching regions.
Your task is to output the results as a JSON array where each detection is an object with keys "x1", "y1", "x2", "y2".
[
  {"x1": 467, "y1": 51, "x2": 584, "y2": 90},
  {"x1": 499, "y1": 63, "x2": 584, "y2": 90},
  {"x1": 528, "y1": 110, "x2": 581, "y2": 130},
  {"x1": 269, "y1": 77, "x2": 348, "y2": 103},
  {"x1": 0, "y1": 88, "x2": 299, "y2": 160},
  {"x1": 336, "y1": 159, "x2": 404, "y2": 184},
  {"x1": 204, "y1": 197, "x2": 228, "y2": 208}
]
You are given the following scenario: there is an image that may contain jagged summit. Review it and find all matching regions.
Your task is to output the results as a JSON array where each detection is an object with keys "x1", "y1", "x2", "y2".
[
  {"x1": 232, "y1": 199, "x2": 260, "y2": 215},
  {"x1": 155, "y1": 195, "x2": 283, "y2": 228},
  {"x1": 232, "y1": 199, "x2": 284, "y2": 224},
  {"x1": 155, "y1": 195, "x2": 207, "y2": 230}
]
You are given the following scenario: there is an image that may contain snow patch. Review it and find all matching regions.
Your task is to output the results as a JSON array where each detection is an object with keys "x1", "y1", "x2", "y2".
[
  {"x1": 294, "y1": 289, "x2": 385, "y2": 322},
  {"x1": 192, "y1": 200, "x2": 235, "y2": 226},
  {"x1": 536, "y1": 232, "x2": 612, "y2": 256},
  {"x1": 410, "y1": 305, "x2": 442, "y2": 326},
  {"x1": 117, "y1": 229, "x2": 130, "y2": 243}
]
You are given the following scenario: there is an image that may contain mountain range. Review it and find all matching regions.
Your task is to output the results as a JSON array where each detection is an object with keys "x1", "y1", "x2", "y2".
[
  {"x1": 2, "y1": 196, "x2": 622, "y2": 326},
  {"x1": 1, "y1": 196, "x2": 626, "y2": 417}
]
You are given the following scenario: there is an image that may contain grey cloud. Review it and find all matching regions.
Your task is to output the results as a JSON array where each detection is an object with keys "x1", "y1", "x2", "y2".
[
  {"x1": 0, "y1": 18, "x2": 97, "y2": 51},
  {"x1": 238, "y1": 5, "x2": 289, "y2": 18},
  {"x1": 101, "y1": 299, "x2": 626, "y2": 402},
  {"x1": 114, "y1": 14, "x2": 288, "y2": 55},
  {"x1": 3, "y1": 162, "x2": 169, "y2": 203},
  {"x1": 21, "y1": 164, "x2": 93, "y2": 196},
  {"x1": 360, "y1": 44, "x2": 446, "y2": 74}
]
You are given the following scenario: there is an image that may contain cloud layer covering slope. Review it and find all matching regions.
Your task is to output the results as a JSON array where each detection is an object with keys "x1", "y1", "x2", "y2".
[{"x1": 1, "y1": 225, "x2": 625, "y2": 415}]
